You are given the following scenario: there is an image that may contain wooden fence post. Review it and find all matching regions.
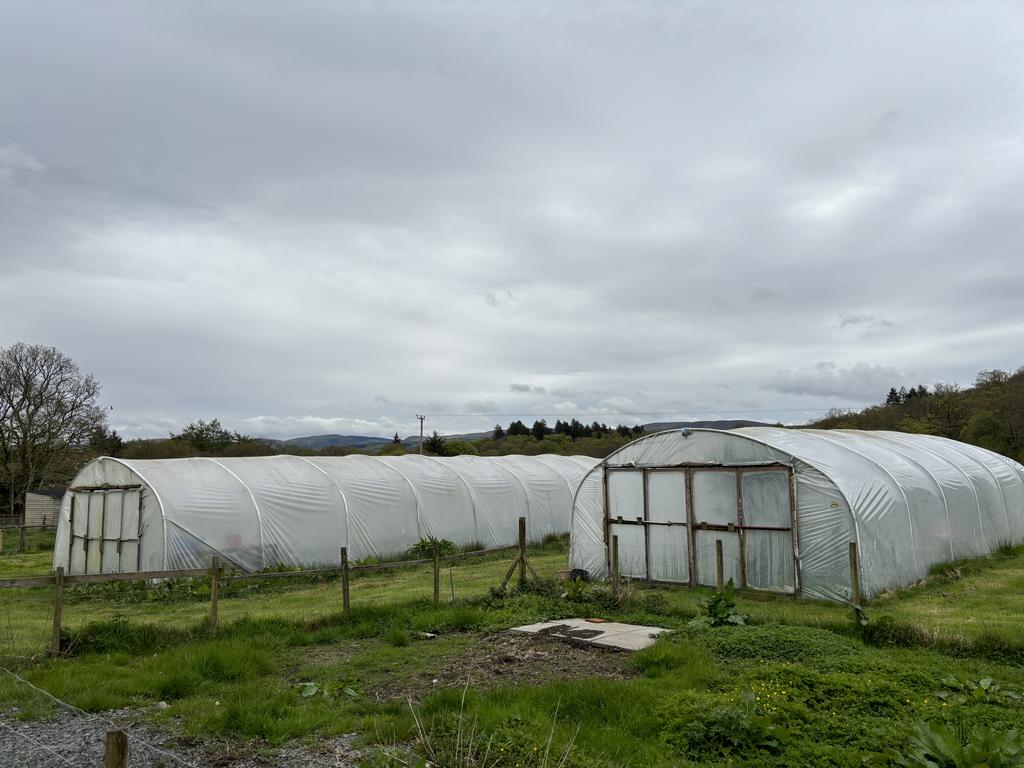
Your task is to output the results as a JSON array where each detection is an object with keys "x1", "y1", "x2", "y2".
[
  {"x1": 611, "y1": 534, "x2": 620, "y2": 597},
  {"x1": 50, "y1": 566, "x2": 64, "y2": 657},
  {"x1": 340, "y1": 546, "x2": 350, "y2": 615},
  {"x1": 0, "y1": 528, "x2": 5, "y2": 554},
  {"x1": 849, "y1": 541, "x2": 863, "y2": 624},
  {"x1": 19, "y1": 526, "x2": 26, "y2": 553},
  {"x1": 209, "y1": 557, "x2": 220, "y2": 635},
  {"x1": 715, "y1": 539, "x2": 724, "y2": 591},
  {"x1": 104, "y1": 729, "x2": 128, "y2": 768},
  {"x1": 518, "y1": 517, "x2": 527, "y2": 587},
  {"x1": 432, "y1": 540, "x2": 440, "y2": 608}
]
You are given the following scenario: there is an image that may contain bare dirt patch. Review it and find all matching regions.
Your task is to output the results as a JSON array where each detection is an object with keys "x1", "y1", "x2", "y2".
[{"x1": 371, "y1": 631, "x2": 634, "y2": 701}]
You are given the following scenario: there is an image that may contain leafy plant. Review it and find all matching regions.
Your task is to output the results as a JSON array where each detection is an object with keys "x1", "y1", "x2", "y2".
[
  {"x1": 407, "y1": 537, "x2": 458, "y2": 559},
  {"x1": 865, "y1": 720, "x2": 1024, "y2": 767},
  {"x1": 561, "y1": 577, "x2": 587, "y2": 601},
  {"x1": 689, "y1": 579, "x2": 747, "y2": 627},
  {"x1": 936, "y1": 675, "x2": 1021, "y2": 705},
  {"x1": 660, "y1": 688, "x2": 787, "y2": 759}
]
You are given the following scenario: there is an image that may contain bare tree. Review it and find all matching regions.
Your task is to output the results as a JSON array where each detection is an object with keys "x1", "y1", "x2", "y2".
[{"x1": 0, "y1": 343, "x2": 106, "y2": 518}]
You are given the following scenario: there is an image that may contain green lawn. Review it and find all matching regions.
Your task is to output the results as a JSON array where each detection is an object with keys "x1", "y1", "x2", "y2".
[{"x1": 1, "y1": 543, "x2": 1023, "y2": 766}]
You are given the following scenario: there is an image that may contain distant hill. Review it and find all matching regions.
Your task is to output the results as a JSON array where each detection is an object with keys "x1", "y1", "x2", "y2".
[
  {"x1": 279, "y1": 434, "x2": 392, "y2": 450},
  {"x1": 280, "y1": 421, "x2": 773, "y2": 451}
]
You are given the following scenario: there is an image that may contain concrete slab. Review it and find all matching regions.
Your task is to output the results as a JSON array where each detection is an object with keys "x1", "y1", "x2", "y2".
[
  {"x1": 510, "y1": 618, "x2": 669, "y2": 651},
  {"x1": 509, "y1": 621, "x2": 563, "y2": 634},
  {"x1": 590, "y1": 629, "x2": 665, "y2": 651}
]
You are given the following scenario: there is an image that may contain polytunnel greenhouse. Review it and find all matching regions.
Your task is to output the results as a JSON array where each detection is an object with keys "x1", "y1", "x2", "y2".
[
  {"x1": 569, "y1": 428, "x2": 1024, "y2": 601},
  {"x1": 54, "y1": 453, "x2": 598, "y2": 575}
]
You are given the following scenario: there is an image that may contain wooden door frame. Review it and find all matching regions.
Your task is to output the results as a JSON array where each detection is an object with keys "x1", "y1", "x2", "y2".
[{"x1": 602, "y1": 464, "x2": 800, "y2": 594}]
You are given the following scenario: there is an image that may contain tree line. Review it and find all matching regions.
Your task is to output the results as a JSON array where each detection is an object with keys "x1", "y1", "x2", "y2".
[
  {"x1": 493, "y1": 418, "x2": 644, "y2": 441},
  {"x1": 809, "y1": 367, "x2": 1024, "y2": 461}
]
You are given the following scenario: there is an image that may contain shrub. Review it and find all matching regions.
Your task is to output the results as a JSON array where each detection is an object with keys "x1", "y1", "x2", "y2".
[
  {"x1": 658, "y1": 688, "x2": 787, "y2": 759},
  {"x1": 689, "y1": 579, "x2": 747, "y2": 628},
  {"x1": 407, "y1": 537, "x2": 458, "y2": 559},
  {"x1": 698, "y1": 624, "x2": 864, "y2": 665}
]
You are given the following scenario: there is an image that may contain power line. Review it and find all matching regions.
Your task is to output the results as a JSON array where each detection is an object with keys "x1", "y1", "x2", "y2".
[{"x1": 420, "y1": 406, "x2": 843, "y2": 419}]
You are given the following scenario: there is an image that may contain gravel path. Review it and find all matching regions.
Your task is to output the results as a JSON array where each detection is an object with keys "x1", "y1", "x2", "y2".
[{"x1": 1, "y1": 706, "x2": 360, "y2": 768}]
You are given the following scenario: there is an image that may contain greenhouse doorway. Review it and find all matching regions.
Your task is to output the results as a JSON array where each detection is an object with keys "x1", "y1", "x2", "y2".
[
  {"x1": 68, "y1": 484, "x2": 143, "y2": 575},
  {"x1": 604, "y1": 465, "x2": 798, "y2": 593}
]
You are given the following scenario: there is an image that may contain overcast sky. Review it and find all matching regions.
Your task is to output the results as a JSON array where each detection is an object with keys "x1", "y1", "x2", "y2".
[{"x1": 2, "y1": 2, "x2": 1023, "y2": 440}]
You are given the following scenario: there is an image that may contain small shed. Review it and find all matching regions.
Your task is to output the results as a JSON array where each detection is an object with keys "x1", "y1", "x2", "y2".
[{"x1": 25, "y1": 488, "x2": 64, "y2": 527}]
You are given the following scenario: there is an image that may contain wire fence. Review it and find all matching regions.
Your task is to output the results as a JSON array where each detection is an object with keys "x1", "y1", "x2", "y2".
[
  {"x1": 0, "y1": 519, "x2": 548, "y2": 659},
  {"x1": 0, "y1": 523, "x2": 550, "y2": 765}
]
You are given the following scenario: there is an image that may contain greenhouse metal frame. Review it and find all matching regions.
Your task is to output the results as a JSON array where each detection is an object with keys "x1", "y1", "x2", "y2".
[{"x1": 569, "y1": 428, "x2": 1024, "y2": 601}]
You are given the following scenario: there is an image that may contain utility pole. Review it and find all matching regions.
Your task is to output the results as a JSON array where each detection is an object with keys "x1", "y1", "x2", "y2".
[{"x1": 417, "y1": 414, "x2": 425, "y2": 454}]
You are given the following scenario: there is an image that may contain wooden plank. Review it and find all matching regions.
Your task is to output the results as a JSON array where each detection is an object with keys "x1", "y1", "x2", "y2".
[
  {"x1": 715, "y1": 538, "x2": 724, "y2": 591},
  {"x1": 611, "y1": 534, "x2": 620, "y2": 597},
  {"x1": 848, "y1": 541, "x2": 860, "y2": 602},
  {"x1": 340, "y1": 547, "x2": 350, "y2": 614},
  {"x1": 432, "y1": 540, "x2": 440, "y2": 607},
  {"x1": 685, "y1": 468, "x2": 698, "y2": 587},
  {"x1": 104, "y1": 729, "x2": 129, "y2": 768},
  {"x1": 789, "y1": 468, "x2": 801, "y2": 596},
  {"x1": 67, "y1": 495, "x2": 76, "y2": 569},
  {"x1": 1, "y1": 543, "x2": 523, "y2": 591},
  {"x1": 642, "y1": 468, "x2": 651, "y2": 583},
  {"x1": 70, "y1": 483, "x2": 141, "y2": 493},
  {"x1": 65, "y1": 568, "x2": 210, "y2": 584},
  {"x1": 99, "y1": 490, "x2": 108, "y2": 573},
  {"x1": 209, "y1": 557, "x2": 220, "y2": 635},
  {"x1": 602, "y1": 467, "x2": 611, "y2": 574},
  {"x1": 50, "y1": 567, "x2": 64, "y2": 657},
  {"x1": 518, "y1": 517, "x2": 527, "y2": 587},
  {"x1": 735, "y1": 471, "x2": 748, "y2": 589}
]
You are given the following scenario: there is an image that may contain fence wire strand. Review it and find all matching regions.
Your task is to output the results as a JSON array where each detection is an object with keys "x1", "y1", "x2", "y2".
[
  {"x1": 0, "y1": 666, "x2": 197, "y2": 767},
  {"x1": 0, "y1": 718, "x2": 80, "y2": 767}
]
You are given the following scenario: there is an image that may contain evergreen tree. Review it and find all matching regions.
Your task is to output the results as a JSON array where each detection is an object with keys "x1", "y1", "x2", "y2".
[
  {"x1": 507, "y1": 420, "x2": 530, "y2": 437},
  {"x1": 424, "y1": 430, "x2": 446, "y2": 454},
  {"x1": 531, "y1": 419, "x2": 551, "y2": 441}
]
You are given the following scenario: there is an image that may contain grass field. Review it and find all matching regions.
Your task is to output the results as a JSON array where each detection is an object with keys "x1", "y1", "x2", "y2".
[{"x1": 2, "y1": 535, "x2": 1024, "y2": 766}]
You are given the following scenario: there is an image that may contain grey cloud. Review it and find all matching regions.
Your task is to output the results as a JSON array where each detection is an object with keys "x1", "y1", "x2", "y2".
[
  {"x1": 510, "y1": 384, "x2": 547, "y2": 395},
  {"x1": 0, "y1": 4, "x2": 1020, "y2": 438},
  {"x1": 836, "y1": 313, "x2": 894, "y2": 330},
  {"x1": 464, "y1": 400, "x2": 501, "y2": 414},
  {"x1": 761, "y1": 362, "x2": 910, "y2": 401}
]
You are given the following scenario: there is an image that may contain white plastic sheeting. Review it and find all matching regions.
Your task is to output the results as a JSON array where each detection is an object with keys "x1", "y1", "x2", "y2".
[
  {"x1": 54, "y1": 454, "x2": 598, "y2": 574},
  {"x1": 570, "y1": 428, "x2": 1024, "y2": 602}
]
